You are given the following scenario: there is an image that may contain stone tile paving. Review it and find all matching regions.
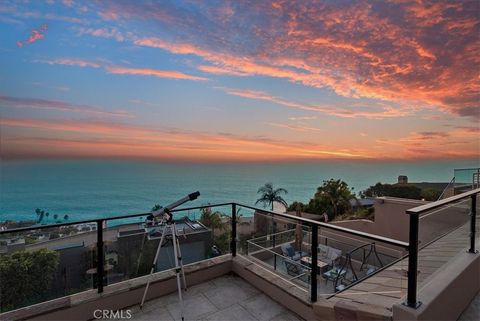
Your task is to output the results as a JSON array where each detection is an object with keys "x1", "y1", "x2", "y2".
[
  {"x1": 458, "y1": 291, "x2": 480, "y2": 321},
  {"x1": 126, "y1": 275, "x2": 303, "y2": 321}
]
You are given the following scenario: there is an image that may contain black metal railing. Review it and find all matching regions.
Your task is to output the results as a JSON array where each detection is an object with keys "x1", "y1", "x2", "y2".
[
  {"x1": 404, "y1": 188, "x2": 479, "y2": 308},
  {"x1": 1, "y1": 189, "x2": 478, "y2": 310}
]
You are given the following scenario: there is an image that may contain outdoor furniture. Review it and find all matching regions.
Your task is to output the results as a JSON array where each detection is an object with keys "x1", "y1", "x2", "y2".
[
  {"x1": 300, "y1": 256, "x2": 329, "y2": 274},
  {"x1": 318, "y1": 244, "x2": 342, "y2": 266},
  {"x1": 281, "y1": 244, "x2": 308, "y2": 261},
  {"x1": 322, "y1": 267, "x2": 346, "y2": 284},
  {"x1": 284, "y1": 260, "x2": 310, "y2": 283}
]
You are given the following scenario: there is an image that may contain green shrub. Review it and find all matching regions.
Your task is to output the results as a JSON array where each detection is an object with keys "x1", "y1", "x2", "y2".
[{"x1": 0, "y1": 249, "x2": 59, "y2": 312}]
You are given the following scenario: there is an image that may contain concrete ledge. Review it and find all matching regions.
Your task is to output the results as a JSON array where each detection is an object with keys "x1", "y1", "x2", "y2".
[
  {"x1": 392, "y1": 251, "x2": 480, "y2": 321},
  {"x1": 333, "y1": 300, "x2": 392, "y2": 321},
  {"x1": 0, "y1": 255, "x2": 231, "y2": 321},
  {"x1": 232, "y1": 255, "x2": 317, "y2": 321}
]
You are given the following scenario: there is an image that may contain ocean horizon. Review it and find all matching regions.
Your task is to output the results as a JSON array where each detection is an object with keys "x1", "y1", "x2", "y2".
[{"x1": 1, "y1": 158, "x2": 478, "y2": 224}]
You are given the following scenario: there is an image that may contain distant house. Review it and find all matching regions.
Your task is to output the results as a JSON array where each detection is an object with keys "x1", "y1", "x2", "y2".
[
  {"x1": 116, "y1": 217, "x2": 211, "y2": 276},
  {"x1": 350, "y1": 198, "x2": 375, "y2": 208}
]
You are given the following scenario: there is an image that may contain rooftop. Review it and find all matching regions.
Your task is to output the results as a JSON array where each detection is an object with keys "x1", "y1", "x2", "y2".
[{"x1": 123, "y1": 274, "x2": 302, "y2": 321}]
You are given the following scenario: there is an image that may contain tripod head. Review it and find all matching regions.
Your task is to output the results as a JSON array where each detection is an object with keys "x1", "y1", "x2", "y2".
[{"x1": 148, "y1": 191, "x2": 200, "y2": 224}]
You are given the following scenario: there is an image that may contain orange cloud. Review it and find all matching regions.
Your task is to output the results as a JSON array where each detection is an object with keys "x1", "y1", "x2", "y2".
[
  {"x1": 105, "y1": 66, "x2": 208, "y2": 81},
  {"x1": 376, "y1": 129, "x2": 479, "y2": 159},
  {"x1": 2, "y1": 116, "x2": 477, "y2": 161},
  {"x1": 220, "y1": 87, "x2": 412, "y2": 119},
  {"x1": 266, "y1": 122, "x2": 323, "y2": 133},
  {"x1": 0, "y1": 117, "x2": 373, "y2": 161},
  {"x1": 35, "y1": 57, "x2": 208, "y2": 81}
]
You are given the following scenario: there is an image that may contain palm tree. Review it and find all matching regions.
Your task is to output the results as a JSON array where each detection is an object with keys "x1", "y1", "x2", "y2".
[
  {"x1": 199, "y1": 206, "x2": 224, "y2": 237},
  {"x1": 45, "y1": 212, "x2": 50, "y2": 223},
  {"x1": 255, "y1": 183, "x2": 288, "y2": 211},
  {"x1": 35, "y1": 208, "x2": 41, "y2": 223},
  {"x1": 36, "y1": 209, "x2": 45, "y2": 224},
  {"x1": 53, "y1": 214, "x2": 58, "y2": 222},
  {"x1": 63, "y1": 214, "x2": 69, "y2": 221},
  {"x1": 315, "y1": 179, "x2": 355, "y2": 218}
]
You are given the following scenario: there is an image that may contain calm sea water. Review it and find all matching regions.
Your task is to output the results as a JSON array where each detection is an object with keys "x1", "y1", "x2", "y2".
[{"x1": 0, "y1": 159, "x2": 478, "y2": 224}]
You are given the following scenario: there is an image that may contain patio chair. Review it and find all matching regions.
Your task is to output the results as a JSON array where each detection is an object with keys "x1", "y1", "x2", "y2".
[
  {"x1": 284, "y1": 260, "x2": 310, "y2": 283},
  {"x1": 318, "y1": 244, "x2": 342, "y2": 267},
  {"x1": 281, "y1": 244, "x2": 308, "y2": 261}
]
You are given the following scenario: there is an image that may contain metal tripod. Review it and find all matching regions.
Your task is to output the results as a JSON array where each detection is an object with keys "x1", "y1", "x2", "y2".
[{"x1": 140, "y1": 209, "x2": 187, "y2": 320}]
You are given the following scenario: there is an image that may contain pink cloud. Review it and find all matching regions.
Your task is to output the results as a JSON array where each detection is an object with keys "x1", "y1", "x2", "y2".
[
  {"x1": 35, "y1": 58, "x2": 101, "y2": 68},
  {"x1": 105, "y1": 66, "x2": 208, "y2": 81},
  {"x1": 76, "y1": 27, "x2": 125, "y2": 42},
  {"x1": 17, "y1": 23, "x2": 48, "y2": 47},
  {"x1": 220, "y1": 87, "x2": 412, "y2": 119}
]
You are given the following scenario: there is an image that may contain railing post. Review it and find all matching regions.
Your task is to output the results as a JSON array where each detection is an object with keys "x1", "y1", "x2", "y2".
[
  {"x1": 469, "y1": 194, "x2": 477, "y2": 254},
  {"x1": 231, "y1": 203, "x2": 237, "y2": 257},
  {"x1": 96, "y1": 220, "x2": 104, "y2": 293},
  {"x1": 405, "y1": 213, "x2": 421, "y2": 308},
  {"x1": 311, "y1": 224, "x2": 318, "y2": 302}
]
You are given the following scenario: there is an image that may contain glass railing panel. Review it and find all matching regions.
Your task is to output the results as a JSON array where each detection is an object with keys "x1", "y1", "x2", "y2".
[
  {"x1": 418, "y1": 198, "x2": 470, "y2": 249},
  {"x1": 105, "y1": 205, "x2": 232, "y2": 286},
  {"x1": 0, "y1": 225, "x2": 95, "y2": 312},
  {"x1": 416, "y1": 194, "x2": 478, "y2": 290},
  {"x1": 454, "y1": 168, "x2": 480, "y2": 190},
  {"x1": 242, "y1": 209, "x2": 312, "y2": 293}
]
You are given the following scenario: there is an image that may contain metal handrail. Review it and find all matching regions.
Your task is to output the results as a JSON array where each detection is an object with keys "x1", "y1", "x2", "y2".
[
  {"x1": 235, "y1": 203, "x2": 409, "y2": 248},
  {"x1": 0, "y1": 202, "x2": 409, "y2": 249},
  {"x1": 407, "y1": 188, "x2": 480, "y2": 215},
  {"x1": 404, "y1": 188, "x2": 479, "y2": 309},
  {"x1": 437, "y1": 177, "x2": 455, "y2": 201}
]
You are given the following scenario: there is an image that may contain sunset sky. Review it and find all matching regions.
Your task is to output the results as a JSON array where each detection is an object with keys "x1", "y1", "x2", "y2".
[{"x1": 0, "y1": 0, "x2": 479, "y2": 162}]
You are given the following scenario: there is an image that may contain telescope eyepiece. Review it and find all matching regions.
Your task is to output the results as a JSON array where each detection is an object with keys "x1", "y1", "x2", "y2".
[{"x1": 188, "y1": 191, "x2": 200, "y2": 201}]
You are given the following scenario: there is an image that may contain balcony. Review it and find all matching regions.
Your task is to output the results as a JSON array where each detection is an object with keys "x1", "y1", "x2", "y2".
[{"x1": 0, "y1": 190, "x2": 478, "y2": 321}]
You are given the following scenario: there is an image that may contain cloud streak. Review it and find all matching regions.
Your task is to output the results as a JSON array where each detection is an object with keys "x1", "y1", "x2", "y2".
[
  {"x1": 0, "y1": 117, "x2": 371, "y2": 161},
  {"x1": 220, "y1": 87, "x2": 411, "y2": 119},
  {"x1": 106, "y1": 66, "x2": 208, "y2": 81},
  {"x1": 35, "y1": 58, "x2": 208, "y2": 81},
  {"x1": 0, "y1": 96, "x2": 129, "y2": 118}
]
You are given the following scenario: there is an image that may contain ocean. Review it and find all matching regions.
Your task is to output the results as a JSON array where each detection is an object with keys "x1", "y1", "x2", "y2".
[{"x1": 0, "y1": 159, "x2": 478, "y2": 224}]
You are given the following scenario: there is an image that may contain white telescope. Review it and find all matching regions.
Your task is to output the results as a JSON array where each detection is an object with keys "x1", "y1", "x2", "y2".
[{"x1": 150, "y1": 191, "x2": 200, "y2": 221}]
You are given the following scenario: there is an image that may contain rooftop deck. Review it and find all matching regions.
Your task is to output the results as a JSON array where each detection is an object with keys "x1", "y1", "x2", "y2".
[
  {"x1": 329, "y1": 216, "x2": 478, "y2": 318},
  {"x1": 119, "y1": 274, "x2": 302, "y2": 321}
]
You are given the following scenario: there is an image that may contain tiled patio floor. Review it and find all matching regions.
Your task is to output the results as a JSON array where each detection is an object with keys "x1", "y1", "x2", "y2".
[{"x1": 125, "y1": 275, "x2": 304, "y2": 321}]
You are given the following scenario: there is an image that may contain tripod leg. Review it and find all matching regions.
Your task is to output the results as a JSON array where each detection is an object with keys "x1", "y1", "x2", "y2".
[
  {"x1": 140, "y1": 221, "x2": 167, "y2": 309},
  {"x1": 175, "y1": 233, "x2": 187, "y2": 291},
  {"x1": 172, "y1": 223, "x2": 185, "y2": 321}
]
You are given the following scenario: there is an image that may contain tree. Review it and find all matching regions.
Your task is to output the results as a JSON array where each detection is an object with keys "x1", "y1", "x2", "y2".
[
  {"x1": 35, "y1": 209, "x2": 45, "y2": 224},
  {"x1": 314, "y1": 179, "x2": 355, "y2": 218},
  {"x1": 199, "y1": 206, "x2": 224, "y2": 237},
  {"x1": 255, "y1": 183, "x2": 288, "y2": 211},
  {"x1": 45, "y1": 212, "x2": 50, "y2": 223},
  {"x1": 361, "y1": 183, "x2": 421, "y2": 200},
  {"x1": 53, "y1": 214, "x2": 58, "y2": 222},
  {"x1": 0, "y1": 249, "x2": 59, "y2": 312},
  {"x1": 63, "y1": 214, "x2": 69, "y2": 221}
]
